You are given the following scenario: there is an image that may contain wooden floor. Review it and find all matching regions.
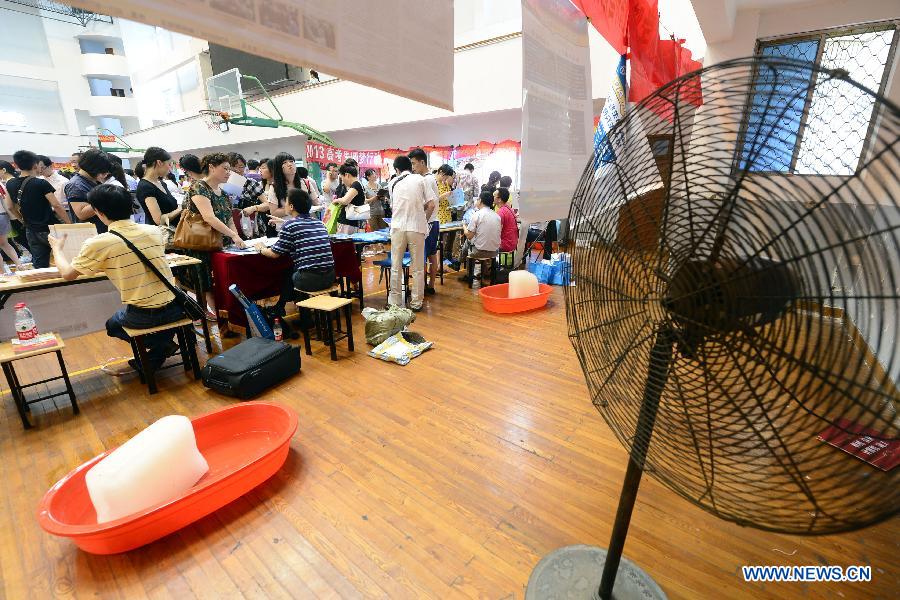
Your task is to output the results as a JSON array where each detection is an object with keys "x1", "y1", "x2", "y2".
[{"x1": 0, "y1": 258, "x2": 896, "y2": 600}]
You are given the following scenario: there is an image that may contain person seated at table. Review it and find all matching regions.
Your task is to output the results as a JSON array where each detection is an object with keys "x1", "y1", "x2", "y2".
[
  {"x1": 495, "y1": 187, "x2": 518, "y2": 254},
  {"x1": 48, "y1": 184, "x2": 188, "y2": 373},
  {"x1": 459, "y1": 191, "x2": 501, "y2": 283},
  {"x1": 255, "y1": 188, "x2": 335, "y2": 318}
]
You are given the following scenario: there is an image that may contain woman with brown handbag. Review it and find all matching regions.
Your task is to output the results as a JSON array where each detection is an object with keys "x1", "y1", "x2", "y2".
[{"x1": 173, "y1": 152, "x2": 245, "y2": 320}]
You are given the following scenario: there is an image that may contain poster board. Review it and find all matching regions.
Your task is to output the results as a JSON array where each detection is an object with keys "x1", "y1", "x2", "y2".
[
  {"x1": 518, "y1": 0, "x2": 593, "y2": 223},
  {"x1": 48, "y1": 223, "x2": 98, "y2": 263},
  {"x1": 64, "y1": 0, "x2": 454, "y2": 111}
]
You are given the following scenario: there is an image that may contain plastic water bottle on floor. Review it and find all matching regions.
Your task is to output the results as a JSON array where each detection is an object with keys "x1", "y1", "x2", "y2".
[
  {"x1": 273, "y1": 318, "x2": 283, "y2": 342},
  {"x1": 14, "y1": 302, "x2": 38, "y2": 341}
]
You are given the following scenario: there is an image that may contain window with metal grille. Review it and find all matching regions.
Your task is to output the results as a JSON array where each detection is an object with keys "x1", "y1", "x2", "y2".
[{"x1": 740, "y1": 23, "x2": 898, "y2": 175}]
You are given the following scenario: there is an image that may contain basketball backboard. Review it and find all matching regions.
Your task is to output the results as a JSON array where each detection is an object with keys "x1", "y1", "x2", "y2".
[{"x1": 206, "y1": 68, "x2": 244, "y2": 118}]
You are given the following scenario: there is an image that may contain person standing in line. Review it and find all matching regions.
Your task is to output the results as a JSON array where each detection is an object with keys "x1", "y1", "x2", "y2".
[
  {"x1": 485, "y1": 170, "x2": 502, "y2": 192},
  {"x1": 296, "y1": 166, "x2": 321, "y2": 207},
  {"x1": 0, "y1": 160, "x2": 22, "y2": 265},
  {"x1": 65, "y1": 149, "x2": 114, "y2": 234},
  {"x1": 179, "y1": 154, "x2": 203, "y2": 184},
  {"x1": 388, "y1": 155, "x2": 434, "y2": 312},
  {"x1": 36, "y1": 155, "x2": 69, "y2": 210},
  {"x1": 320, "y1": 162, "x2": 340, "y2": 204},
  {"x1": 268, "y1": 153, "x2": 306, "y2": 235},
  {"x1": 458, "y1": 162, "x2": 479, "y2": 210},
  {"x1": 241, "y1": 157, "x2": 273, "y2": 234},
  {"x1": 408, "y1": 148, "x2": 441, "y2": 295},
  {"x1": 363, "y1": 168, "x2": 387, "y2": 232},
  {"x1": 135, "y1": 146, "x2": 182, "y2": 228},
  {"x1": 332, "y1": 164, "x2": 366, "y2": 235},
  {"x1": 4, "y1": 150, "x2": 72, "y2": 268},
  {"x1": 495, "y1": 188, "x2": 518, "y2": 254}
]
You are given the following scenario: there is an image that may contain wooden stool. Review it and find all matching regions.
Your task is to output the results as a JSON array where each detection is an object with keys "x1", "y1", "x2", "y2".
[
  {"x1": 294, "y1": 284, "x2": 341, "y2": 342},
  {"x1": 296, "y1": 295, "x2": 354, "y2": 361},
  {"x1": 0, "y1": 333, "x2": 77, "y2": 430},
  {"x1": 123, "y1": 318, "x2": 200, "y2": 395},
  {"x1": 467, "y1": 256, "x2": 496, "y2": 288}
]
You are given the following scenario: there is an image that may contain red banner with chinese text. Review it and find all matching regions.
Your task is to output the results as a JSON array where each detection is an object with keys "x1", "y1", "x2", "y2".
[{"x1": 304, "y1": 142, "x2": 382, "y2": 169}]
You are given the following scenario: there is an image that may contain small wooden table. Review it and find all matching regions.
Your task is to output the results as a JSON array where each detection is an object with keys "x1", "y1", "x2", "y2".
[{"x1": 0, "y1": 333, "x2": 77, "y2": 429}]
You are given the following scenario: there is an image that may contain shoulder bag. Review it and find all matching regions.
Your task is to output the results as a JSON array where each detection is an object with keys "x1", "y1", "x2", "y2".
[
  {"x1": 109, "y1": 230, "x2": 205, "y2": 320},
  {"x1": 173, "y1": 181, "x2": 223, "y2": 251}
]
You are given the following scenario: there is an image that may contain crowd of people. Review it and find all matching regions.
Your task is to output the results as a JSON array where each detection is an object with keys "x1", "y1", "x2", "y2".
[{"x1": 0, "y1": 145, "x2": 523, "y2": 372}]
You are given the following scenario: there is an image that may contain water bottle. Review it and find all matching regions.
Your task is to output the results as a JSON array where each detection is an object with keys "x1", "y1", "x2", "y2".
[
  {"x1": 14, "y1": 302, "x2": 38, "y2": 341},
  {"x1": 240, "y1": 213, "x2": 252, "y2": 239},
  {"x1": 273, "y1": 318, "x2": 283, "y2": 342}
]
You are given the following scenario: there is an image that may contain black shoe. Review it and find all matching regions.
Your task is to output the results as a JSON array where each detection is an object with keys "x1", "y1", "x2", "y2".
[
  {"x1": 425, "y1": 286, "x2": 436, "y2": 295},
  {"x1": 448, "y1": 260, "x2": 461, "y2": 271}
]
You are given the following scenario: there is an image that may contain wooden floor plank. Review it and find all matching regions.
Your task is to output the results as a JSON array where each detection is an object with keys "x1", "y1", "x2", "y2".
[{"x1": 0, "y1": 257, "x2": 896, "y2": 599}]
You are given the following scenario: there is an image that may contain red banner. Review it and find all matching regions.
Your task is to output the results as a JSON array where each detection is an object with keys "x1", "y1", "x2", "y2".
[
  {"x1": 571, "y1": 0, "x2": 628, "y2": 55},
  {"x1": 304, "y1": 142, "x2": 382, "y2": 168}
]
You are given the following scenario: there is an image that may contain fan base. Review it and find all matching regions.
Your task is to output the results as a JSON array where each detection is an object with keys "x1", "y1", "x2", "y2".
[{"x1": 526, "y1": 545, "x2": 666, "y2": 600}]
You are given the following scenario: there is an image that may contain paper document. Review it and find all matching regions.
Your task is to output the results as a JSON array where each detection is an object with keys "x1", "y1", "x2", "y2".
[
  {"x1": 48, "y1": 223, "x2": 98, "y2": 263},
  {"x1": 223, "y1": 237, "x2": 278, "y2": 255}
]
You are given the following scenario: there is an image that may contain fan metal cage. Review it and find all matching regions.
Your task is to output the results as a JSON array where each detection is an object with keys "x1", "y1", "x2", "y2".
[{"x1": 566, "y1": 55, "x2": 900, "y2": 535}]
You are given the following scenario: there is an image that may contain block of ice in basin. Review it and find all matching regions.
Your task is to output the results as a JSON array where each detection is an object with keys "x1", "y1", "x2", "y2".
[
  {"x1": 508, "y1": 270, "x2": 540, "y2": 299},
  {"x1": 86, "y1": 415, "x2": 209, "y2": 523}
]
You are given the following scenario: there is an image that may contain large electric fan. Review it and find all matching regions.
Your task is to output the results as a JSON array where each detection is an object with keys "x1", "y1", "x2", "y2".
[{"x1": 527, "y1": 55, "x2": 900, "y2": 598}]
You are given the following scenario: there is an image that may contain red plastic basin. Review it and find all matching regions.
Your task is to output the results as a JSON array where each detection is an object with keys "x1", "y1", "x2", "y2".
[
  {"x1": 479, "y1": 283, "x2": 553, "y2": 314},
  {"x1": 37, "y1": 401, "x2": 298, "y2": 554}
]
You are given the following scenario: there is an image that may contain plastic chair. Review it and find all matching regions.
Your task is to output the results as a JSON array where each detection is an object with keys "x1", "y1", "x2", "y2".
[{"x1": 373, "y1": 252, "x2": 411, "y2": 300}]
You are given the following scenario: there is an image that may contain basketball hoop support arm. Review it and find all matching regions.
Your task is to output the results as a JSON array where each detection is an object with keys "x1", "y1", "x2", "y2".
[{"x1": 239, "y1": 75, "x2": 337, "y2": 146}]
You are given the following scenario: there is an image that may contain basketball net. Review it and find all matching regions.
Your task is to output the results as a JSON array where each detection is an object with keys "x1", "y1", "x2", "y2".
[{"x1": 199, "y1": 110, "x2": 229, "y2": 131}]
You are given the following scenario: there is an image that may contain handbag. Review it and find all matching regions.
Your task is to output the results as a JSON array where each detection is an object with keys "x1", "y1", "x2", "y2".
[
  {"x1": 109, "y1": 231, "x2": 205, "y2": 320},
  {"x1": 173, "y1": 183, "x2": 223, "y2": 251},
  {"x1": 346, "y1": 202, "x2": 370, "y2": 220}
]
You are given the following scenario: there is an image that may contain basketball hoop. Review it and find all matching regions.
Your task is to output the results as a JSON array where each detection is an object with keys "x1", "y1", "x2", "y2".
[{"x1": 199, "y1": 109, "x2": 230, "y2": 132}]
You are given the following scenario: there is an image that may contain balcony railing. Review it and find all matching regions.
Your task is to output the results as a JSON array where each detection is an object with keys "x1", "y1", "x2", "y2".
[{"x1": 0, "y1": 1, "x2": 113, "y2": 26}]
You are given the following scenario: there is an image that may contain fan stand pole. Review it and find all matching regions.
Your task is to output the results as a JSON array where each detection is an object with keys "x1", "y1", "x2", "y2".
[
  {"x1": 526, "y1": 328, "x2": 672, "y2": 600},
  {"x1": 599, "y1": 327, "x2": 673, "y2": 600}
]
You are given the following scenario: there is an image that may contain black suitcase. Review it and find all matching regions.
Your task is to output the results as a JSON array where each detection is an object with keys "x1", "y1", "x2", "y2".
[{"x1": 201, "y1": 337, "x2": 300, "y2": 399}]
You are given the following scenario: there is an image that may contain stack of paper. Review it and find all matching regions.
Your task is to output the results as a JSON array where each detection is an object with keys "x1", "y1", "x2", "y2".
[
  {"x1": 16, "y1": 267, "x2": 61, "y2": 282},
  {"x1": 11, "y1": 333, "x2": 59, "y2": 353}
]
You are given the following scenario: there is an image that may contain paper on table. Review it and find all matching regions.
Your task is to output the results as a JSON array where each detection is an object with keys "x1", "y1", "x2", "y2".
[
  {"x1": 223, "y1": 237, "x2": 279, "y2": 254},
  {"x1": 48, "y1": 223, "x2": 98, "y2": 263},
  {"x1": 450, "y1": 187, "x2": 465, "y2": 207}
]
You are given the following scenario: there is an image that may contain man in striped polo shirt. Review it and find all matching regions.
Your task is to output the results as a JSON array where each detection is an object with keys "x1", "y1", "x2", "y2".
[
  {"x1": 256, "y1": 188, "x2": 335, "y2": 317},
  {"x1": 49, "y1": 184, "x2": 187, "y2": 372}
]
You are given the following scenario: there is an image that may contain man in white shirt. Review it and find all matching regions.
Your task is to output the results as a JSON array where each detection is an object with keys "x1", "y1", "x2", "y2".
[
  {"x1": 459, "y1": 190, "x2": 501, "y2": 282},
  {"x1": 408, "y1": 148, "x2": 441, "y2": 295},
  {"x1": 320, "y1": 162, "x2": 340, "y2": 204},
  {"x1": 37, "y1": 155, "x2": 69, "y2": 208},
  {"x1": 387, "y1": 155, "x2": 435, "y2": 311}
]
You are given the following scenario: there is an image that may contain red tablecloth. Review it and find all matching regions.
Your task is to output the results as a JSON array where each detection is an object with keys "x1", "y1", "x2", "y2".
[{"x1": 210, "y1": 251, "x2": 292, "y2": 327}]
